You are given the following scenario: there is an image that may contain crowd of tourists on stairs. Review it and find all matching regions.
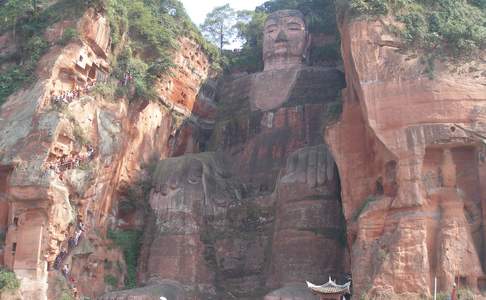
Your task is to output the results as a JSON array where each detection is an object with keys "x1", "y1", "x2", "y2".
[
  {"x1": 50, "y1": 70, "x2": 133, "y2": 106},
  {"x1": 54, "y1": 221, "x2": 87, "y2": 300},
  {"x1": 50, "y1": 80, "x2": 98, "y2": 105},
  {"x1": 46, "y1": 145, "x2": 95, "y2": 180}
]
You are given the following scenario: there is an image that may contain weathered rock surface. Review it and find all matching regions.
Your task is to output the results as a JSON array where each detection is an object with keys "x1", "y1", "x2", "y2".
[
  {"x1": 267, "y1": 145, "x2": 346, "y2": 290},
  {"x1": 0, "y1": 6, "x2": 214, "y2": 299},
  {"x1": 0, "y1": 8, "x2": 126, "y2": 299},
  {"x1": 327, "y1": 13, "x2": 486, "y2": 299}
]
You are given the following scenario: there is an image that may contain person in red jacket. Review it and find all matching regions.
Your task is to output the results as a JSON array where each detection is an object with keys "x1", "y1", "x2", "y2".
[{"x1": 451, "y1": 282, "x2": 457, "y2": 300}]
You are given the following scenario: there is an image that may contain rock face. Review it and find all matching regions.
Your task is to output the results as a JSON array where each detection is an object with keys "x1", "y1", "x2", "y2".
[
  {"x1": 267, "y1": 145, "x2": 346, "y2": 291},
  {"x1": 0, "y1": 6, "x2": 213, "y2": 300},
  {"x1": 0, "y1": 8, "x2": 124, "y2": 299},
  {"x1": 327, "y1": 13, "x2": 486, "y2": 299}
]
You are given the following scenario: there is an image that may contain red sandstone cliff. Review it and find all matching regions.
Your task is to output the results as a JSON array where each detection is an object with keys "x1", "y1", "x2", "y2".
[
  {"x1": 0, "y1": 6, "x2": 215, "y2": 299},
  {"x1": 327, "y1": 12, "x2": 486, "y2": 300}
]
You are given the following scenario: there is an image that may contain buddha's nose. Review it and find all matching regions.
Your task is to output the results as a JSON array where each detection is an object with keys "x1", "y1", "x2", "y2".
[{"x1": 275, "y1": 30, "x2": 288, "y2": 42}]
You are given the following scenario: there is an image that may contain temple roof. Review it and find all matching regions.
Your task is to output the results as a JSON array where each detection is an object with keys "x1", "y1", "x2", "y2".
[{"x1": 306, "y1": 277, "x2": 351, "y2": 295}]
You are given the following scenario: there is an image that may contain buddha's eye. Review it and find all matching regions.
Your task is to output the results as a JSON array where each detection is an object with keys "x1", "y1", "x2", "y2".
[
  {"x1": 266, "y1": 25, "x2": 277, "y2": 34},
  {"x1": 287, "y1": 23, "x2": 302, "y2": 31}
]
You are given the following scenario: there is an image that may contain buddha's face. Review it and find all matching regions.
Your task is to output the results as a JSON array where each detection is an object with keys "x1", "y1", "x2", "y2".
[{"x1": 263, "y1": 10, "x2": 309, "y2": 71}]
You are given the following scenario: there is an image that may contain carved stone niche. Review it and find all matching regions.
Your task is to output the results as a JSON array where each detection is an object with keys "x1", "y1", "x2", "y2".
[
  {"x1": 421, "y1": 144, "x2": 485, "y2": 291},
  {"x1": 0, "y1": 166, "x2": 13, "y2": 239},
  {"x1": 4, "y1": 208, "x2": 47, "y2": 280}
]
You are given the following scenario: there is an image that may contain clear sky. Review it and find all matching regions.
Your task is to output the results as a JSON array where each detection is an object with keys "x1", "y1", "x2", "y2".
[{"x1": 180, "y1": 0, "x2": 266, "y2": 25}]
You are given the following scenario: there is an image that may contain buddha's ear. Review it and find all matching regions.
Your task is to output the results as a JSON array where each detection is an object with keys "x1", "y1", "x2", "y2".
[{"x1": 303, "y1": 32, "x2": 312, "y2": 63}]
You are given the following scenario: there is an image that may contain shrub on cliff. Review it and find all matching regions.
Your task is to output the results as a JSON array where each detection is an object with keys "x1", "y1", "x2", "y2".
[
  {"x1": 344, "y1": 0, "x2": 486, "y2": 59},
  {"x1": 107, "y1": 229, "x2": 142, "y2": 288},
  {"x1": 0, "y1": 34, "x2": 49, "y2": 105},
  {"x1": 58, "y1": 27, "x2": 79, "y2": 45},
  {"x1": 59, "y1": 291, "x2": 75, "y2": 300},
  {"x1": 0, "y1": 0, "x2": 219, "y2": 105},
  {"x1": 457, "y1": 288, "x2": 475, "y2": 300},
  {"x1": 0, "y1": 0, "x2": 87, "y2": 104},
  {"x1": 346, "y1": 0, "x2": 389, "y2": 15},
  {"x1": 102, "y1": 0, "x2": 220, "y2": 101},
  {"x1": 91, "y1": 82, "x2": 117, "y2": 99},
  {"x1": 104, "y1": 274, "x2": 118, "y2": 287},
  {"x1": 0, "y1": 269, "x2": 20, "y2": 292}
]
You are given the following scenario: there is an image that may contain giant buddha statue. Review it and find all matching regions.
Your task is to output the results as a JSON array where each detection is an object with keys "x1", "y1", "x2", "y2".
[
  {"x1": 212, "y1": 9, "x2": 348, "y2": 299},
  {"x1": 123, "y1": 9, "x2": 347, "y2": 300}
]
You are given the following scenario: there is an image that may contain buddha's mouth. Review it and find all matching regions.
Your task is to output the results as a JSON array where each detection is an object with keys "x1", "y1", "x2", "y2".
[{"x1": 274, "y1": 42, "x2": 288, "y2": 53}]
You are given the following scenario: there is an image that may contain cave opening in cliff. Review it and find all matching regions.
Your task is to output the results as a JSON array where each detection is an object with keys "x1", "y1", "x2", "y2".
[
  {"x1": 0, "y1": 166, "x2": 13, "y2": 239},
  {"x1": 0, "y1": 166, "x2": 13, "y2": 194},
  {"x1": 422, "y1": 145, "x2": 486, "y2": 289},
  {"x1": 88, "y1": 65, "x2": 97, "y2": 80}
]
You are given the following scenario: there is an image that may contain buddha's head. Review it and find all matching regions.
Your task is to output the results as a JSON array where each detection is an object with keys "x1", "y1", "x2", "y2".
[{"x1": 263, "y1": 10, "x2": 310, "y2": 71}]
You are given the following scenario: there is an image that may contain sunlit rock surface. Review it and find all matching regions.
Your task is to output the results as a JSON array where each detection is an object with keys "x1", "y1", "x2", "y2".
[{"x1": 327, "y1": 12, "x2": 486, "y2": 299}]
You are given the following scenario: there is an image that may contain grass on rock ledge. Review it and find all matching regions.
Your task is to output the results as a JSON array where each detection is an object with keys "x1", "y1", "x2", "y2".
[
  {"x1": 0, "y1": 268, "x2": 20, "y2": 292},
  {"x1": 341, "y1": 0, "x2": 486, "y2": 60}
]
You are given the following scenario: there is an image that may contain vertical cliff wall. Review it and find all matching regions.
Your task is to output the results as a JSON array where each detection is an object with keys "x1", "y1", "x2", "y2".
[
  {"x1": 0, "y1": 4, "x2": 215, "y2": 298},
  {"x1": 327, "y1": 11, "x2": 486, "y2": 300}
]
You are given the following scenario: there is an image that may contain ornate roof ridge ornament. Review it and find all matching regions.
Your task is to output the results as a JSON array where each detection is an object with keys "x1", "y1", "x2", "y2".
[{"x1": 305, "y1": 277, "x2": 351, "y2": 295}]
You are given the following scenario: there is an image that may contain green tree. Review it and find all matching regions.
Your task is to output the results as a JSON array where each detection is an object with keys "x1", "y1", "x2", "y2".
[
  {"x1": 200, "y1": 4, "x2": 237, "y2": 51},
  {"x1": 1, "y1": 0, "x2": 31, "y2": 39},
  {"x1": 234, "y1": 10, "x2": 266, "y2": 50},
  {"x1": 347, "y1": 0, "x2": 486, "y2": 58},
  {"x1": 227, "y1": 9, "x2": 267, "y2": 72},
  {"x1": 0, "y1": 0, "x2": 46, "y2": 37}
]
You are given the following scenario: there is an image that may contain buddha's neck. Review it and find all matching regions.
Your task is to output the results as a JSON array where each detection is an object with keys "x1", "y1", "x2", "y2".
[{"x1": 264, "y1": 57, "x2": 303, "y2": 71}]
